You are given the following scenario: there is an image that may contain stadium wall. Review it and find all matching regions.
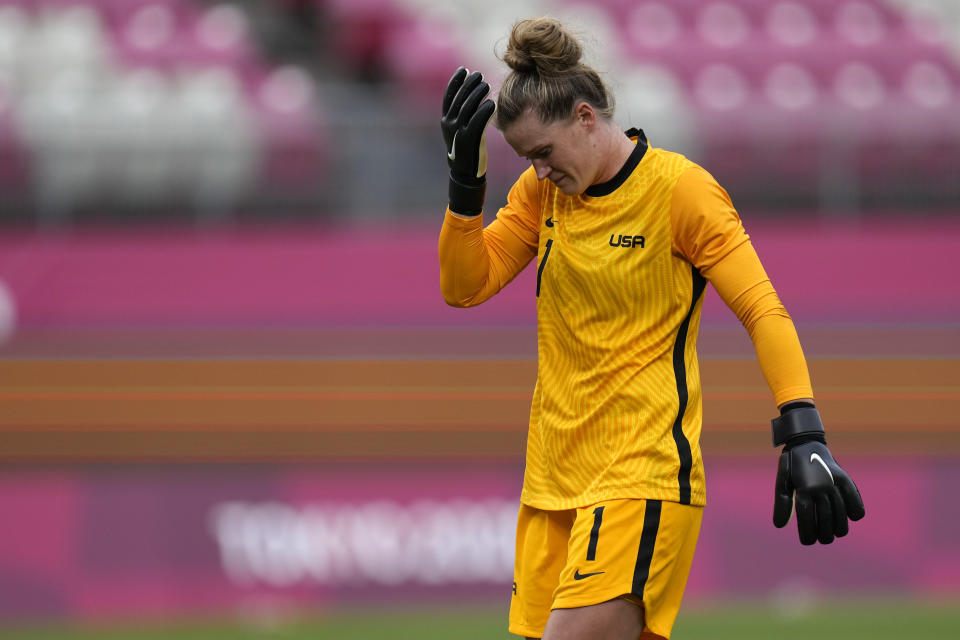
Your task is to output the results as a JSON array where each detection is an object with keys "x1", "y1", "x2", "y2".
[{"x1": 0, "y1": 219, "x2": 957, "y2": 327}]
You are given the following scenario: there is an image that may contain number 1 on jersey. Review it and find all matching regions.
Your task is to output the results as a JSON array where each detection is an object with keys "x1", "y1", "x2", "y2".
[{"x1": 536, "y1": 239, "x2": 553, "y2": 297}]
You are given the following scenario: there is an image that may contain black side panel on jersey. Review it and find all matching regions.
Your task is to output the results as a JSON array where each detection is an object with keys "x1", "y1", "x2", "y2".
[{"x1": 670, "y1": 266, "x2": 708, "y2": 505}]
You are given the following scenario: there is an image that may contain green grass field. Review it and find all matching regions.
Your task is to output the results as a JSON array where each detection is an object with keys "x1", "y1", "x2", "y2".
[{"x1": 4, "y1": 599, "x2": 958, "y2": 640}]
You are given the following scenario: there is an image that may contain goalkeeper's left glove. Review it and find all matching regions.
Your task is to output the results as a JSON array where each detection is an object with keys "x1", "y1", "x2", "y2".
[
  {"x1": 440, "y1": 67, "x2": 496, "y2": 216},
  {"x1": 772, "y1": 402, "x2": 865, "y2": 545}
]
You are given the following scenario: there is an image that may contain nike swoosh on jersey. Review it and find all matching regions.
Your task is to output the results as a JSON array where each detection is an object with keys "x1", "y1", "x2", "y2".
[
  {"x1": 573, "y1": 569, "x2": 604, "y2": 580},
  {"x1": 810, "y1": 452, "x2": 834, "y2": 482}
]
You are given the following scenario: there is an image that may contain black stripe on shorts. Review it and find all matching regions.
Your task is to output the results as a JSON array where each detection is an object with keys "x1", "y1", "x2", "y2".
[{"x1": 631, "y1": 499, "x2": 662, "y2": 598}]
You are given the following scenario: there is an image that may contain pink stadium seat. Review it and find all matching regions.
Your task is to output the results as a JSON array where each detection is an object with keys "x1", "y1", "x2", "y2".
[
  {"x1": 191, "y1": 4, "x2": 257, "y2": 67},
  {"x1": 833, "y1": 1, "x2": 893, "y2": 47},
  {"x1": 104, "y1": 1, "x2": 257, "y2": 71},
  {"x1": 900, "y1": 60, "x2": 956, "y2": 109},
  {"x1": 623, "y1": 1, "x2": 684, "y2": 50},
  {"x1": 692, "y1": 1, "x2": 757, "y2": 48},
  {"x1": 762, "y1": 1, "x2": 823, "y2": 48},
  {"x1": 762, "y1": 62, "x2": 822, "y2": 112},
  {"x1": 621, "y1": 3, "x2": 687, "y2": 56},
  {"x1": 104, "y1": 2, "x2": 191, "y2": 69}
]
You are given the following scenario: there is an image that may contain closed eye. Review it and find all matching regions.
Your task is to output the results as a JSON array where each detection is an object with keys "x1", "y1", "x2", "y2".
[{"x1": 529, "y1": 147, "x2": 551, "y2": 160}]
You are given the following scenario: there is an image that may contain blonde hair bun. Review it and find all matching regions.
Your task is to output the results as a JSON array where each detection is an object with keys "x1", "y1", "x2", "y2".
[
  {"x1": 496, "y1": 17, "x2": 613, "y2": 128},
  {"x1": 503, "y1": 17, "x2": 582, "y2": 76}
]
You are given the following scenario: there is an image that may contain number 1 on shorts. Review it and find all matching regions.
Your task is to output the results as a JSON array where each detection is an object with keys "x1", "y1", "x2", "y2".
[{"x1": 586, "y1": 505, "x2": 604, "y2": 561}]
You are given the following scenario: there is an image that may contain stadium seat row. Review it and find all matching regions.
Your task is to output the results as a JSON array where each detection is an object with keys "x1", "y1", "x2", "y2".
[
  {"x1": 313, "y1": 0, "x2": 960, "y2": 186},
  {"x1": 0, "y1": 0, "x2": 324, "y2": 217}
]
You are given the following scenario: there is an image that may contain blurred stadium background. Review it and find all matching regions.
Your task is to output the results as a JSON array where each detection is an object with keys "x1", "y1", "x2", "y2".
[{"x1": 0, "y1": 0, "x2": 958, "y2": 638}]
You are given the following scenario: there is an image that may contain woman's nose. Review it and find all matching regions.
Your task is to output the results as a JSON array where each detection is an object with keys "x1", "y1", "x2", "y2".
[{"x1": 532, "y1": 158, "x2": 551, "y2": 180}]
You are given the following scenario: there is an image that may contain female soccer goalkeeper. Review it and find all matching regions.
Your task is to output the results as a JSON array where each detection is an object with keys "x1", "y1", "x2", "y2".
[{"x1": 438, "y1": 17, "x2": 863, "y2": 640}]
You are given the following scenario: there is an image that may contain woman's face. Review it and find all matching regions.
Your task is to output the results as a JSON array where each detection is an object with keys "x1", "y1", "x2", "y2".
[{"x1": 502, "y1": 106, "x2": 598, "y2": 196}]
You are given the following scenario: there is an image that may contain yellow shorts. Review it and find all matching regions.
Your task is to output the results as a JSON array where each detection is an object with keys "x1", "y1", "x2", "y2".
[{"x1": 509, "y1": 498, "x2": 703, "y2": 639}]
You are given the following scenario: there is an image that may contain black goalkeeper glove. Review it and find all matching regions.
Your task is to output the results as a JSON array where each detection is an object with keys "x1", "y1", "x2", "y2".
[
  {"x1": 772, "y1": 403, "x2": 865, "y2": 545},
  {"x1": 441, "y1": 67, "x2": 496, "y2": 216}
]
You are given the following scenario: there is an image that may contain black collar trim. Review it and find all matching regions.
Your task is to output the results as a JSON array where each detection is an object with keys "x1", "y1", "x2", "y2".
[{"x1": 584, "y1": 128, "x2": 648, "y2": 198}]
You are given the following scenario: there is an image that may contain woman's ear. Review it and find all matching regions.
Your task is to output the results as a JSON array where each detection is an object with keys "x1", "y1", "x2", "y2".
[{"x1": 574, "y1": 101, "x2": 597, "y2": 129}]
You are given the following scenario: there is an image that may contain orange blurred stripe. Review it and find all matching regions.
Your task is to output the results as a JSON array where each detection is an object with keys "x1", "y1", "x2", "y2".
[{"x1": 1, "y1": 357, "x2": 957, "y2": 459}]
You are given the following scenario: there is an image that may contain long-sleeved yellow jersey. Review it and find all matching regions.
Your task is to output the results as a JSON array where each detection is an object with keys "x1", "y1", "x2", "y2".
[{"x1": 439, "y1": 130, "x2": 813, "y2": 510}]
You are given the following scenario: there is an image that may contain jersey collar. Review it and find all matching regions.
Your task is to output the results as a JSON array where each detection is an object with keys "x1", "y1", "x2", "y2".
[{"x1": 583, "y1": 128, "x2": 648, "y2": 198}]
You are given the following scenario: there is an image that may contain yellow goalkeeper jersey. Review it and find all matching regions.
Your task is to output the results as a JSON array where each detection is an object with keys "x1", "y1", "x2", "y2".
[{"x1": 439, "y1": 130, "x2": 813, "y2": 510}]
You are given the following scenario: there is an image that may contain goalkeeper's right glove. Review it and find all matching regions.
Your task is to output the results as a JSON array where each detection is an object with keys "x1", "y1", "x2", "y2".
[{"x1": 441, "y1": 67, "x2": 496, "y2": 216}]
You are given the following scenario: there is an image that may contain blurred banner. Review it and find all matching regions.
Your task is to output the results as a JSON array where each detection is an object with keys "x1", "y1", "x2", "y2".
[{"x1": 1, "y1": 459, "x2": 958, "y2": 621}]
